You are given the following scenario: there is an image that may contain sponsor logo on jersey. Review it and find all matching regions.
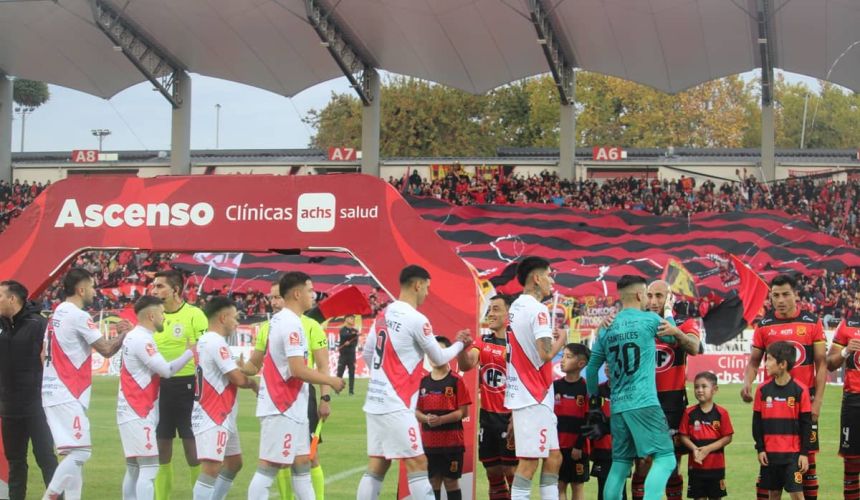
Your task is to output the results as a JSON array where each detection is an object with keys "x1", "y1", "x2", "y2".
[
  {"x1": 789, "y1": 340, "x2": 807, "y2": 365},
  {"x1": 445, "y1": 386, "x2": 454, "y2": 397},
  {"x1": 173, "y1": 323, "x2": 184, "y2": 339},
  {"x1": 289, "y1": 332, "x2": 301, "y2": 346},
  {"x1": 422, "y1": 323, "x2": 432, "y2": 337},
  {"x1": 655, "y1": 344, "x2": 675, "y2": 373},
  {"x1": 55, "y1": 199, "x2": 215, "y2": 228},
  {"x1": 480, "y1": 363, "x2": 506, "y2": 393},
  {"x1": 219, "y1": 346, "x2": 230, "y2": 360},
  {"x1": 537, "y1": 312, "x2": 548, "y2": 326},
  {"x1": 712, "y1": 419, "x2": 721, "y2": 431},
  {"x1": 87, "y1": 319, "x2": 97, "y2": 330},
  {"x1": 145, "y1": 343, "x2": 156, "y2": 356},
  {"x1": 797, "y1": 326, "x2": 807, "y2": 336},
  {"x1": 787, "y1": 396, "x2": 795, "y2": 408}
]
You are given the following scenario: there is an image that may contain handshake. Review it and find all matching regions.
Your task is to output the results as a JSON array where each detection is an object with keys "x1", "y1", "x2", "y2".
[
  {"x1": 581, "y1": 396, "x2": 610, "y2": 441},
  {"x1": 454, "y1": 329, "x2": 473, "y2": 348}
]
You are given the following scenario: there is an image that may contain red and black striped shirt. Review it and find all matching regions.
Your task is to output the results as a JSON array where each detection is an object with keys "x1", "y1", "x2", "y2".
[
  {"x1": 679, "y1": 403, "x2": 733, "y2": 478},
  {"x1": 833, "y1": 319, "x2": 860, "y2": 401},
  {"x1": 590, "y1": 382, "x2": 613, "y2": 462},
  {"x1": 753, "y1": 310, "x2": 825, "y2": 396},
  {"x1": 553, "y1": 377, "x2": 589, "y2": 451},
  {"x1": 656, "y1": 318, "x2": 700, "y2": 414},
  {"x1": 753, "y1": 377, "x2": 812, "y2": 464},
  {"x1": 416, "y1": 371, "x2": 472, "y2": 453}
]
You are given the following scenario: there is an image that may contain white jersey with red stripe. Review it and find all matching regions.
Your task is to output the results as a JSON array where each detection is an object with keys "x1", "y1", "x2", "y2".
[
  {"x1": 255, "y1": 308, "x2": 309, "y2": 421},
  {"x1": 117, "y1": 325, "x2": 170, "y2": 424},
  {"x1": 42, "y1": 301, "x2": 103, "y2": 409},
  {"x1": 192, "y1": 332, "x2": 239, "y2": 433},
  {"x1": 504, "y1": 294, "x2": 554, "y2": 411},
  {"x1": 362, "y1": 300, "x2": 440, "y2": 414}
]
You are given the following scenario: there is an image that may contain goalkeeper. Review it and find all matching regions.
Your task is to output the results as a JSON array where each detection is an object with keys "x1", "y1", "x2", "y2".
[{"x1": 583, "y1": 275, "x2": 676, "y2": 500}]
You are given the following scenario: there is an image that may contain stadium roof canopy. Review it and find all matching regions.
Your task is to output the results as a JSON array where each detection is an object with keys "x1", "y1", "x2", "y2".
[{"x1": 3, "y1": 0, "x2": 860, "y2": 99}]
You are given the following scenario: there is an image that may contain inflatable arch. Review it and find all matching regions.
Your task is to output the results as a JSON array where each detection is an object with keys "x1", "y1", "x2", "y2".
[{"x1": 0, "y1": 174, "x2": 480, "y2": 499}]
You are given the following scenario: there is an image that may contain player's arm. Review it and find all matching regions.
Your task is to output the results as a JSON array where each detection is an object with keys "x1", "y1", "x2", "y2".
[
  {"x1": 701, "y1": 434, "x2": 733, "y2": 455},
  {"x1": 144, "y1": 349, "x2": 193, "y2": 378},
  {"x1": 418, "y1": 326, "x2": 466, "y2": 366},
  {"x1": 537, "y1": 333, "x2": 565, "y2": 363},
  {"x1": 287, "y1": 355, "x2": 344, "y2": 392},
  {"x1": 362, "y1": 327, "x2": 376, "y2": 368},
  {"x1": 678, "y1": 433, "x2": 698, "y2": 453},
  {"x1": 741, "y1": 346, "x2": 764, "y2": 402},
  {"x1": 811, "y1": 340, "x2": 827, "y2": 420},
  {"x1": 660, "y1": 320, "x2": 700, "y2": 355},
  {"x1": 437, "y1": 404, "x2": 469, "y2": 425},
  {"x1": 310, "y1": 328, "x2": 332, "y2": 418},
  {"x1": 585, "y1": 334, "x2": 606, "y2": 396},
  {"x1": 752, "y1": 409, "x2": 764, "y2": 453},
  {"x1": 226, "y1": 369, "x2": 258, "y2": 392},
  {"x1": 238, "y1": 349, "x2": 264, "y2": 376},
  {"x1": 87, "y1": 316, "x2": 125, "y2": 358},
  {"x1": 456, "y1": 344, "x2": 480, "y2": 372}
]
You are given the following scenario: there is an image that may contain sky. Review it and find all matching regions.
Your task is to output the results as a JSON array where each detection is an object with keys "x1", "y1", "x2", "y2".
[{"x1": 10, "y1": 70, "x2": 822, "y2": 154}]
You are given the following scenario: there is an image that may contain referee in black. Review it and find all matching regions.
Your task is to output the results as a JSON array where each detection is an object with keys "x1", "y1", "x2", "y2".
[{"x1": 0, "y1": 280, "x2": 58, "y2": 500}]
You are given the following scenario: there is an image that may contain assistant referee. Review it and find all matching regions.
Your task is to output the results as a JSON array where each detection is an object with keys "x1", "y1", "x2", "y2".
[{"x1": 151, "y1": 270, "x2": 208, "y2": 499}]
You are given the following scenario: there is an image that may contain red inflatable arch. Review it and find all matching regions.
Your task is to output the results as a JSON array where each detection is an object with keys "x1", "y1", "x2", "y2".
[{"x1": 0, "y1": 174, "x2": 479, "y2": 498}]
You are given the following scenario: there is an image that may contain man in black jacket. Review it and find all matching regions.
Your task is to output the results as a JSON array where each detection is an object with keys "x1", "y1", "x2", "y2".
[
  {"x1": 0, "y1": 280, "x2": 58, "y2": 500},
  {"x1": 336, "y1": 314, "x2": 359, "y2": 395}
]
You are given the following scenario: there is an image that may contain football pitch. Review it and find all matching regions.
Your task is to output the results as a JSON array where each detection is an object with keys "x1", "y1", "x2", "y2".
[{"x1": 23, "y1": 378, "x2": 845, "y2": 499}]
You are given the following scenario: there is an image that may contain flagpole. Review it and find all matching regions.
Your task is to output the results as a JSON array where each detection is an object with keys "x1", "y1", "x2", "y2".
[{"x1": 197, "y1": 264, "x2": 213, "y2": 296}]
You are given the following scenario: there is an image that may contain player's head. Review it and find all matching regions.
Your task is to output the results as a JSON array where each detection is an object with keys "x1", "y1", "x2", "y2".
[
  {"x1": 693, "y1": 371, "x2": 719, "y2": 404},
  {"x1": 486, "y1": 294, "x2": 513, "y2": 332},
  {"x1": 429, "y1": 335, "x2": 452, "y2": 369},
  {"x1": 204, "y1": 296, "x2": 239, "y2": 337},
  {"x1": 516, "y1": 257, "x2": 553, "y2": 297},
  {"x1": 765, "y1": 341, "x2": 796, "y2": 375},
  {"x1": 769, "y1": 274, "x2": 799, "y2": 317},
  {"x1": 134, "y1": 295, "x2": 165, "y2": 333},
  {"x1": 561, "y1": 343, "x2": 590, "y2": 374},
  {"x1": 269, "y1": 281, "x2": 285, "y2": 313},
  {"x1": 63, "y1": 267, "x2": 96, "y2": 307},
  {"x1": 399, "y1": 265, "x2": 431, "y2": 306},
  {"x1": 152, "y1": 270, "x2": 184, "y2": 304},
  {"x1": 0, "y1": 280, "x2": 28, "y2": 318},
  {"x1": 617, "y1": 275, "x2": 648, "y2": 309},
  {"x1": 646, "y1": 280, "x2": 671, "y2": 313},
  {"x1": 279, "y1": 271, "x2": 314, "y2": 313}
]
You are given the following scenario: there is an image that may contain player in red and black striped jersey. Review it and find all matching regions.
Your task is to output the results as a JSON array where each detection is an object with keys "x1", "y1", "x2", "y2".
[
  {"x1": 826, "y1": 318, "x2": 860, "y2": 500},
  {"x1": 458, "y1": 294, "x2": 517, "y2": 499},
  {"x1": 416, "y1": 336, "x2": 473, "y2": 500},
  {"x1": 742, "y1": 274, "x2": 826, "y2": 500},
  {"x1": 753, "y1": 342, "x2": 813, "y2": 500},
  {"x1": 678, "y1": 372, "x2": 734, "y2": 500},
  {"x1": 631, "y1": 280, "x2": 701, "y2": 500},
  {"x1": 553, "y1": 343, "x2": 591, "y2": 500}
]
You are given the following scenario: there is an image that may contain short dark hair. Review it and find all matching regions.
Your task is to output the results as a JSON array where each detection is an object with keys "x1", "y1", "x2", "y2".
[
  {"x1": 399, "y1": 265, "x2": 431, "y2": 286},
  {"x1": 766, "y1": 341, "x2": 796, "y2": 371},
  {"x1": 204, "y1": 296, "x2": 236, "y2": 319},
  {"x1": 134, "y1": 295, "x2": 163, "y2": 315},
  {"x1": 565, "y1": 343, "x2": 590, "y2": 360},
  {"x1": 770, "y1": 274, "x2": 798, "y2": 291},
  {"x1": 617, "y1": 275, "x2": 647, "y2": 293},
  {"x1": 154, "y1": 270, "x2": 185, "y2": 294},
  {"x1": 694, "y1": 371, "x2": 718, "y2": 387},
  {"x1": 516, "y1": 256, "x2": 550, "y2": 286},
  {"x1": 279, "y1": 271, "x2": 311, "y2": 297},
  {"x1": 490, "y1": 294, "x2": 514, "y2": 308},
  {"x1": 0, "y1": 280, "x2": 28, "y2": 304},
  {"x1": 63, "y1": 268, "x2": 93, "y2": 297},
  {"x1": 435, "y1": 335, "x2": 451, "y2": 347}
]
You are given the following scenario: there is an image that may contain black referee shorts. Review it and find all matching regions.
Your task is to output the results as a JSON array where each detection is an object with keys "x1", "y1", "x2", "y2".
[{"x1": 157, "y1": 375, "x2": 196, "y2": 440}]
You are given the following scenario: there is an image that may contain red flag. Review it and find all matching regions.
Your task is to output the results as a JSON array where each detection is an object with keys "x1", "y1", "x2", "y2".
[
  {"x1": 729, "y1": 254, "x2": 769, "y2": 324},
  {"x1": 306, "y1": 285, "x2": 373, "y2": 323}
]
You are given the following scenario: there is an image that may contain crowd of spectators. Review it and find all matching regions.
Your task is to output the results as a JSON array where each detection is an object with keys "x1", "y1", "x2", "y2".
[
  {"x1": 393, "y1": 168, "x2": 860, "y2": 247},
  {"x1": 0, "y1": 180, "x2": 48, "y2": 233}
]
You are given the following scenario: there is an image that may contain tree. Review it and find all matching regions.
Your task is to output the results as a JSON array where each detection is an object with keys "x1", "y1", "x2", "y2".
[{"x1": 12, "y1": 79, "x2": 50, "y2": 108}]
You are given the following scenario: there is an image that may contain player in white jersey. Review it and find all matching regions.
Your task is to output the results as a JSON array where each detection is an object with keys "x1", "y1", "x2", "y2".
[
  {"x1": 119, "y1": 296, "x2": 194, "y2": 500},
  {"x1": 248, "y1": 272, "x2": 345, "y2": 500},
  {"x1": 356, "y1": 265, "x2": 473, "y2": 500},
  {"x1": 505, "y1": 257, "x2": 566, "y2": 500},
  {"x1": 191, "y1": 297, "x2": 257, "y2": 500},
  {"x1": 41, "y1": 268, "x2": 127, "y2": 500}
]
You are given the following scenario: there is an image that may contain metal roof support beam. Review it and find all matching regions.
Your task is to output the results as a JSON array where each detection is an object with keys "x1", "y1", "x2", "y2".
[
  {"x1": 305, "y1": 0, "x2": 376, "y2": 106},
  {"x1": 559, "y1": 80, "x2": 576, "y2": 180},
  {"x1": 756, "y1": 0, "x2": 776, "y2": 181},
  {"x1": 170, "y1": 71, "x2": 192, "y2": 175},
  {"x1": 90, "y1": 0, "x2": 186, "y2": 109},
  {"x1": 361, "y1": 70, "x2": 381, "y2": 177},
  {"x1": 0, "y1": 72, "x2": 11, "y2": 183},
  {"x1": 528, "y1": 0, "x2": 575, "y2": 105}
]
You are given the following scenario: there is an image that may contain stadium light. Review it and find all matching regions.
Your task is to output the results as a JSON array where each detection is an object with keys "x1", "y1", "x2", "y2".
[
  {"x1": 14, "y1": 106, "x2": 35, "y2": 153},
  {"x1": 91, "y1": 129, "x2": 111, "y2": 151}
]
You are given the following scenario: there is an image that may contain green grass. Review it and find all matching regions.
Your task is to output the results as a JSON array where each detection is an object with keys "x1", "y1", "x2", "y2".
[{"x1": 23, "y1": 378, "x2": 845, "y2": 499}]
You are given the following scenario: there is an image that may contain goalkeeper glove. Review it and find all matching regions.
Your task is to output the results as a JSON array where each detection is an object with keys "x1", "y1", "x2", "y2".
[{"x1": 582, "y1": 396, "x2": 609, "y2": 441}]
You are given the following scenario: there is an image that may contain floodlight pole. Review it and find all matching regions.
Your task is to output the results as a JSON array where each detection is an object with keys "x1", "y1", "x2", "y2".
[
  {"x1": 528, "y1": 0, "x2": 577, "y2": 180},
  {"x1": 0, "y1": 72, "x2": 11, "y2": 183}
]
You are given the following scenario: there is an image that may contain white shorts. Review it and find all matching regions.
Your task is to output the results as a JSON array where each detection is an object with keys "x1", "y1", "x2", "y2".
[
  {"x1": 366, "y1": 409, "x2": 423, "y2": 460},
  {"x1": 258, "y1": 415, "x2": 309, "y2": 465},
  {"x1": 119, "y1": 419, "x2": 158, "y2": 458},
  {"x1": 44, "y1": 402, "x2": 91, "y2": 451},
  {"x1": 195, "y1": 425, "x2": 241, "y2": 462},
  {"x1": 512, "y1": 404, "x2": 559, "y2": 459}
]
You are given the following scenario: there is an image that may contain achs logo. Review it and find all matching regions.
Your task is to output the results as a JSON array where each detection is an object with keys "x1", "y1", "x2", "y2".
[
  {"x1": 289, "y1": 331, "x2": 301, "y2": 346},
  {"x1": 55, "y1": 199, "x2": 215, "y2": 228},
  {"x1": 297, "y1": 193, "x2": 336, "y2": 232},
  {"x1": 219, "y1": 346, "x2": 230, "y2": 360},
  {"x1": 145, "y1": 343, "x2": 156, "y2": 357}
]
